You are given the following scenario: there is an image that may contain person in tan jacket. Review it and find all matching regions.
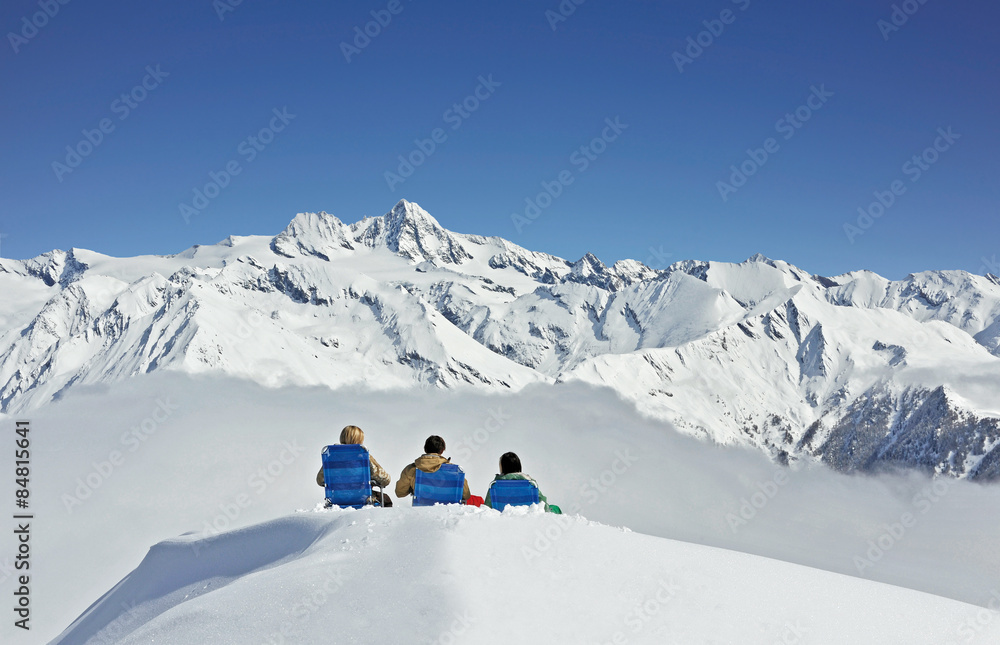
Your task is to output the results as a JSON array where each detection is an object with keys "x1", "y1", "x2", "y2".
[
  {"x1": 395, "y1": 435, "x2": 471, "y2": 502},
  {"x1": 317, "y1": 425, "x2": 392, "y2": 507}
]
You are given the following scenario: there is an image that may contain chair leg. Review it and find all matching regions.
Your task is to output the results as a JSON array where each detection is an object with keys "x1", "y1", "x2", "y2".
[{"x1": 371, "y1": 482, "x2": 387, "y2": 508}]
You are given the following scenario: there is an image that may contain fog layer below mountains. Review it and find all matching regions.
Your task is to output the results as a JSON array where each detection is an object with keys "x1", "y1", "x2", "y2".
[{"x1": 3, "y1": 373, "x2": 999, "y2": 643}]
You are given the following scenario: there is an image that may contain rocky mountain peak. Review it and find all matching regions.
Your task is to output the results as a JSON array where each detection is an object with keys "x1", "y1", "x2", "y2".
[
  {"x1": 271, "y1": 211, "x2": 355, "y2": 261},
  {"x1": 353, "y1": 199, "x2": 472, "y2": 265}
]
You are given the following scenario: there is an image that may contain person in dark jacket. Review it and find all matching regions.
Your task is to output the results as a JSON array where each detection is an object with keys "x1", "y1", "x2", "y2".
[
  {"x1": 395, "y1": 435, "x2": 471, "y2": 502},
  {"x1": 484, "y1": 452, "x2": 559, "y2": 513},
  {"x1": 317, "y1": 425, "x2": 392, "y2": 507}
]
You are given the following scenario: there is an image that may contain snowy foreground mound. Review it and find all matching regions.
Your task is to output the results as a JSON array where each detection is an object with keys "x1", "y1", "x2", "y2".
[{"x1": 54, "y1": 506, "x2": 1000, "y2": 645}]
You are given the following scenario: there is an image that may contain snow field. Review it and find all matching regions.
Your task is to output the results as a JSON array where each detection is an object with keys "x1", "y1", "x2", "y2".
[
  {"x1": 53, "y1": 505, "x2": 1000, "y2": 645},
  {"x1": 3, "y1": 373, "x2": 1000, "y2": 642}
]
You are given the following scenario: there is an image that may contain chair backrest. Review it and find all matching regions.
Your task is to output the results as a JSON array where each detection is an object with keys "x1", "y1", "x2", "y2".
[
  {"x1": 413, "y1": 463, "x2": 466, "y2": 506},
  {"x1": 488, "y1": 479, "x2": 540, "y2": 511},
  {"x1": 322, "y1": 444, "x2": 372, "y2": 509}
]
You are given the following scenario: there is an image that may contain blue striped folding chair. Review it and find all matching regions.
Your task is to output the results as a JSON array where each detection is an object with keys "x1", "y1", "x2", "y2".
[
  {"x1": 412, "y1": 463, "x2": 466, "y2": 506},
  {"x1": 322, "y1": 445, "x2": 382, "y2": 509},
  {"x1": 487, "y1": 479, "x2": 540, "y2": 511}
]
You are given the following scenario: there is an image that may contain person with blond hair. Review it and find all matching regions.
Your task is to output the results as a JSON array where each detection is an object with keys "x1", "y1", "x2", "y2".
[{"x1": 317, "y1": 425, "x2": 393, "y2": 507}]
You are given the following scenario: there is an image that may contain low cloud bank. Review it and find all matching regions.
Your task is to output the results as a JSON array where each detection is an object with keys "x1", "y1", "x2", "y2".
[{"x1": 3, "y1": 373, "x2": 998, "y2": 642}]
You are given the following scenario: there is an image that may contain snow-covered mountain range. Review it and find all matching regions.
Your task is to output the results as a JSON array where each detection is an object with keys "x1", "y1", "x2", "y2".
[{"x1": 3, "y1": 199, "x2": 1000, "y2": 478}]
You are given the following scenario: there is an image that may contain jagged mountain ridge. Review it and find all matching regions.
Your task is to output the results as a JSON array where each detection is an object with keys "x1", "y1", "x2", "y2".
[{"x1": 2, "y1": 199, "x2": 999, "y2": 478}]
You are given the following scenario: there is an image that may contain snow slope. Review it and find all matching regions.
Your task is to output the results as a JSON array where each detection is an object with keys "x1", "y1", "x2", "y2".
[
  {"x1": 4, "y1": 373, "x2": 1000, "y2": 644},
  {"x1": 2, "y1": 199, "x2": 1000, "y2": 480},
  {"x1": 51, "y1": 505, "x2": 1000, "y2": 645}
]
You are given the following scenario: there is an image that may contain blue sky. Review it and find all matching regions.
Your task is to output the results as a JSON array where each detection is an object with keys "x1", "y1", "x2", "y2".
[{"x1": 1, "y1": 0, "x2": 997, "y2": 279}]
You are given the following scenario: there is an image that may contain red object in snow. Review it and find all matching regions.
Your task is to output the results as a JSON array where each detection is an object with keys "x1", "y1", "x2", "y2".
[{"x1": 466, "y1": 495, "x2": 484, "y2": 507}]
